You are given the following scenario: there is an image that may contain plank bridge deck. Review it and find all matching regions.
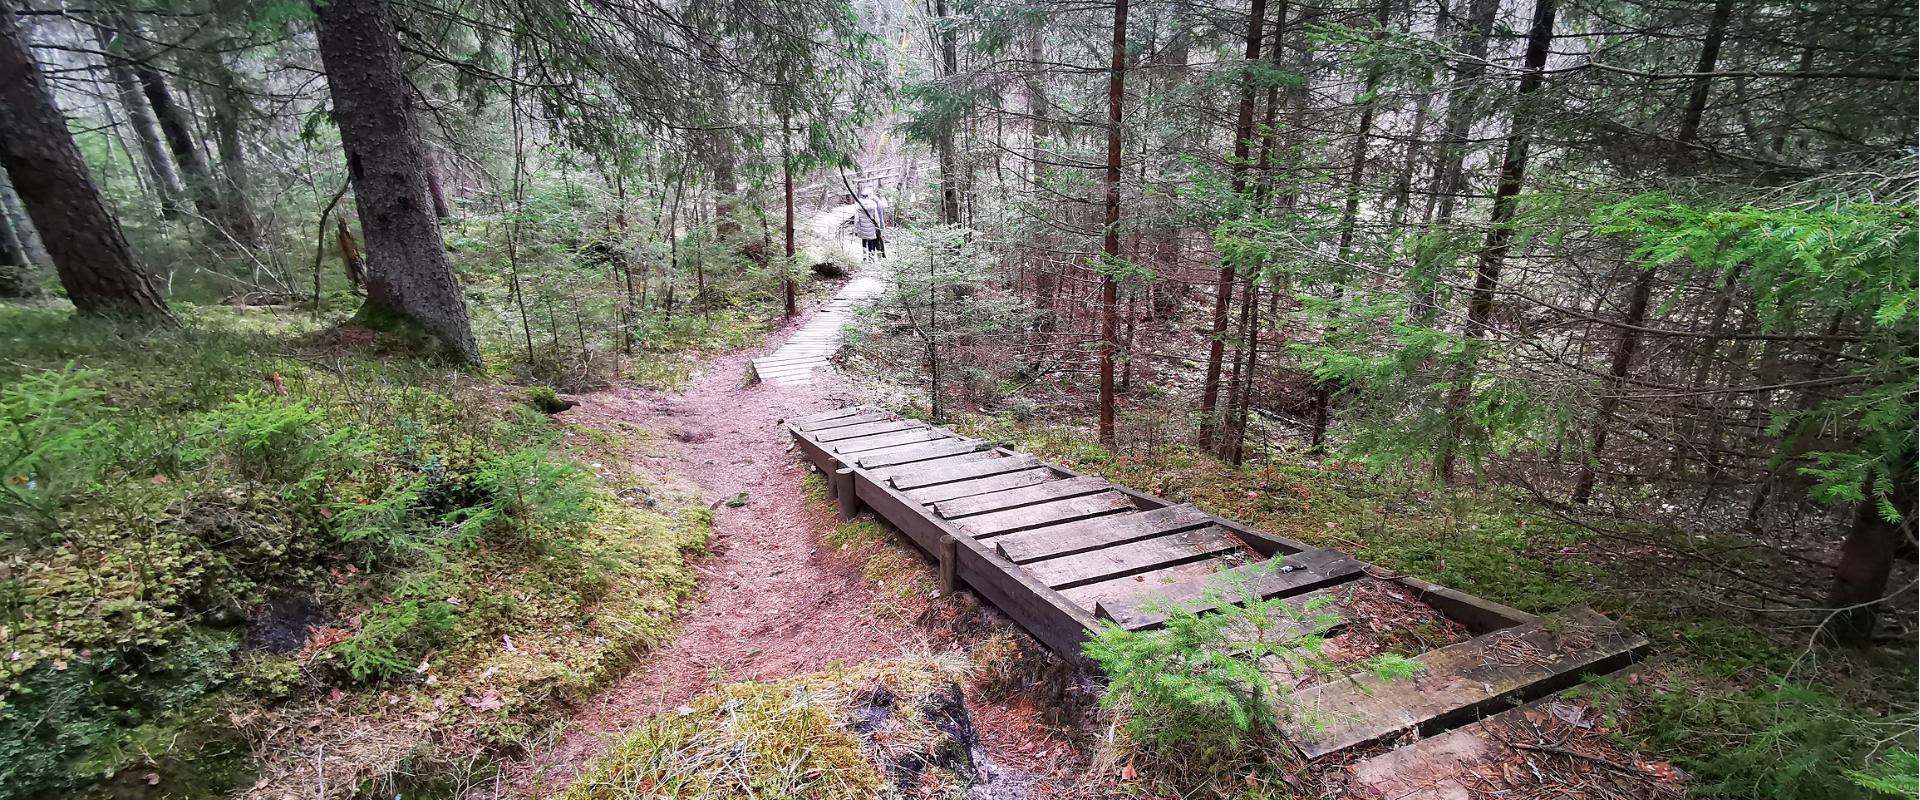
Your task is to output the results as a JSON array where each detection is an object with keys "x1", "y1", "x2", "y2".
[{"x1": 786, "y1": 405, "x2": 1647, "y2": 762}]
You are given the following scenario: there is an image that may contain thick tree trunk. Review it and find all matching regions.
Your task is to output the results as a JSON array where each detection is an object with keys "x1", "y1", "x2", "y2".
[
  {"x1": 314, "y1": 0, "x2": 479, "y2": 363},
  {"x1": 0, "y1": 8, "x2": 170, "y2": 319},
  {"x1": 1098, "y1": 0, "x2": 1129, "y2": 444},
  {"x1": 1436, "y1": 0, "x2": 1556, "y2": 481},
  {"x1": 0, "y1": 166, "x2": 43, "y2": 295},
  {"x1": 128, "y1": 52, "x2": 234, "y2": 234},
  {"x1": 1198, "y1": 0, "x2": 1266, "y2": 451}
]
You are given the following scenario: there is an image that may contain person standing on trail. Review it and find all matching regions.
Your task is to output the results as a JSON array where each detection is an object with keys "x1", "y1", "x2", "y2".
[{"x1": 849, "y1": 187, "x2": 886, "y2": 261}]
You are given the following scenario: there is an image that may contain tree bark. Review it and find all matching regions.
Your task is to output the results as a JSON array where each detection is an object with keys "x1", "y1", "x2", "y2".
[
  {"x1": 1098, "y1": 0, "x2": 1129, "y2": 444},
  {"x1": 209, "y1": 64, "x2": 263, "y2": 249},
  {"x1": 0, "y1": 7, "x2": 171, "y2": 319},
  {"x1": 314, "y1": 0, "x2": 479, "y2": 363},
  {"x1": 934, "y1": 0, "x2": 963, "y2": 226},
  {"x1": 1570, "y1": 265, "x2": 1656, "y2": 504},
  {"x1": 1822, "y1": 454, "x2": 1917, "y2": 647},
  {"x1": 782, "y1": 113, "x2": 797, "y2": 317},
  {"x1": 1436, "y1": 0, "x2": 1556, "y2": 481},
  {"x1": 1198, "y1": 0, "x2": 1266, "y2": 451},
  {"x1": 94, "y1": 25, "x2": 187, "y2": 218}
]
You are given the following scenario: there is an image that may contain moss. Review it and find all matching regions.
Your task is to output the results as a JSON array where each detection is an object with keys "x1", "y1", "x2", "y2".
[
  {"x1": 524, "y1": 384, "x2": 569, "y2": 414},
  {"x1": 825, "y1": 519, "x2": 887, "y2": 549},
  {"x1": 565, "y1": 658, "x2": 969, "y2": 800}
]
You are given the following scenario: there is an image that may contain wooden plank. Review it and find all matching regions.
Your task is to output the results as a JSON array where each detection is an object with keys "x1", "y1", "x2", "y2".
[
  {"x1": 888, "y1": 453, "x2": 1043, "y2": 490},
  {"x1": 933, "y1": 476, "x2": 1111, "y2": 519},
  {"x1": 795, "y1": 409, "x2": 891, "y2": 431},
  {"x1": 850, "y1": 471, "x2": 1100, "y2": 660},
  {"x1": 831, "y1": 429, "x2": 948, "y2": 454},
  {"x1": 1025, "y1": 525, "x2": 1246, "y2": 589},
  {"x1": 955, "y1": 492, "x2": 1138, "y2": 538},
  {"x1": 814, "y1": 419, "x2": 924, "y2": 442},
  {"x1": 1280, "y1": 608, "x2": 1649, "y2": 759},
  {"x1": 856, "y1": 438, "x2": 991, "y2": 468},
  {"x1": 994, "y1": 504, "x2": 1212, "y2": 564},
  {"x1": 790, "y1": 406, "x2": 863, "y2": 425},
  {"x1": 904, "y1": 468, "x2": 1059, "y2": 505},
  {"x1": 866, "y1": 451, "x2": 1000, "y2": 482},
  {"x1": 1060, "y1": 559, "x2": 1231, "y2": 614},
  {"x1": 1094, "y1": 549, "x2": 1364, "y2": 630}
]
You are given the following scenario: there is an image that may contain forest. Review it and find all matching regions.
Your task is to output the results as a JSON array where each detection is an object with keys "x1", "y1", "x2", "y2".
[{"x1": 0, "y1": 0, "x2": 1913, "y2": 797}]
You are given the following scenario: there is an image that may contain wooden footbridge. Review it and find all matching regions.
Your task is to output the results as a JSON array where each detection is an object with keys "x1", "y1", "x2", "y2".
[{"x1": 786, "y1": 406, "x2": 1647, "y2": 765}]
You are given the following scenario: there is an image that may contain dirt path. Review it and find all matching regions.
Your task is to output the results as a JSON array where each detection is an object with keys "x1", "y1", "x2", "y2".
[{"x1": 470, "y1": 280, "x2": 939, "y2": 798}]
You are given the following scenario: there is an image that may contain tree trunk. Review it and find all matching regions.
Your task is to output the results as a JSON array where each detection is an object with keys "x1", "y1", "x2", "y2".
[
  {"x1": 1436, "y1": 0, "x2": 1556, "y2": 481},
  {"x1": 94, "y1": 25, "x2": 187, "y2": 218},
  {"x1": 0, "y1": 7, "x2": 171, "y2": 319},
  {"x1": 1822, "y1": 455, "x2": 1917, "y2": 647},
  {"x1": 934, "y1": 0, "x2": 963, "y2": 226},
  {"x1": 1412, "y1": 0, "x2": 1498, "y2": 321},
  {"x1": 1198, "y1": 0, "x2": 1267, "y2": 451},
  {"x1": 127, "y1": 49, "x2": 232, "y2": 234},
  {"x1": 209, "y1": 65, "x2": 263, "y2": 249},
  {"x1": 314, "y1": 0, "x2": 479, "y2": 363},
  {"x1": 1570, "y1": 266, "x2": 1656, "y2": 504},
  {"x1": 1098, "y1": 0, "x2": 1129, "y2": 444},
  {"x1": 425, "y1": 153, "x2": 452, "y2": 218},
  {"x1": 782, "y1": 114, "x2": 797, "y2": 317}
]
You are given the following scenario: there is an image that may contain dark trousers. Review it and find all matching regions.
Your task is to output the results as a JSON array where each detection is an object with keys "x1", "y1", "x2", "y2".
[{"x1": 861, "y1": 236, "x2": 885, "y2": 258}]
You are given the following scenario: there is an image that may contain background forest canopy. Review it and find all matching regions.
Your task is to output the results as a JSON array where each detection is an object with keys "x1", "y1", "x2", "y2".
[{"x1": 0, "y1": 0, "x2": 1915, "y2": 795}]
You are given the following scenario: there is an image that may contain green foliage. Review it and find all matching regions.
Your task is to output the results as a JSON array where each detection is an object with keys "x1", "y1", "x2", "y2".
[
  {"x1": 1585, "y1": 676, "x2": 1918, "y2": 800},
  {"x1": 1083, "y1": 564, "x2": 1361, "y2": 766},
  {"x1": 0, "y1": 307, "x2": 706, "y2": 798},
  {"x1": 524, "y1": 384, "x2": 569, "y2": 413},
  {"x1": 335, "y1": 598, "x2": 460, "y2": 683},
  {"x1": 1596, "y1": 195, "x2": 1918, "y2": 516}
]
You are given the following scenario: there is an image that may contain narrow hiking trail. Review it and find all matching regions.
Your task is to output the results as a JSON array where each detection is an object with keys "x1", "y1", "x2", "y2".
[{"x1": 473, "y1": 226, "x2": 930, "y2": 798}]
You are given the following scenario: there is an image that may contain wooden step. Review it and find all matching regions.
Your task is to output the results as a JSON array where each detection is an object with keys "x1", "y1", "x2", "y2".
[
  {"x1": 934, "y1": 476, "x2": 1111, "y2": 519},
  {"x1": 1024, "y1": 525, "x2": 1247, "y2": 589},
  {"x1": 857, "y1": 438, "x2": 992, "y2": 468},
  {"x1": 867, "y1": 451, "x2": 1000, "y2": 482},
  {"x1": 1095, "y1": 549, "x2": 1364, "y2": 630},
  {"x1": 832, "y1": 429, "x2": 947, "y2": 454},
  {"x1": 888, "y1": 453, "x2": 1043, "y2": 490},
  {"x1": 815, "y1": 419, "x2": 925, "y2": 442},
  {"x1": 789, "y1": 406, "x2": 863, "y2": 426},
  {"x1": 795, "y1": 409, "x2": 893, "y2": 432},
  {"x1": 904, "y1": 467, "x2": 1058, "y2": 504},
  {"x1": 954, "y1": 492, "x2": 1139, "y2": 538},
  {"x1": 1060, "y1": 559, "x2": 1233, "y2": 613},
  {"x1": 994, "y1": 504, "x2": 1212, "y2": 564},
  {"x1": 1278, "y1": 607, "x2": 1648, "y2": 759}
]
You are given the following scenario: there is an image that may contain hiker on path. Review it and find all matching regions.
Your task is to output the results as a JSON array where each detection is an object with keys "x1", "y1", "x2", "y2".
[{"x1": 849, "y1": 188, "x2": 886, "y2": 261}]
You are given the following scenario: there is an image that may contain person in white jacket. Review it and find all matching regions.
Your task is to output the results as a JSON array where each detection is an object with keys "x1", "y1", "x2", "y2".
[{"x1": 849, "y1": 188, "x2": 886, "y2": 260}]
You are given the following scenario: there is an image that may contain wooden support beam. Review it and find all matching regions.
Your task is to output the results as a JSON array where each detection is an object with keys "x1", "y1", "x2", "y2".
[{"x1": 835, "y1": 467, "x2": 860, "y2": 519}]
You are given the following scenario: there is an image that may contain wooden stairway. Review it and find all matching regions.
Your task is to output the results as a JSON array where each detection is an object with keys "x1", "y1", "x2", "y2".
[{"x1": 785, "y1": 406, "x2": 1647, "y2": 763}]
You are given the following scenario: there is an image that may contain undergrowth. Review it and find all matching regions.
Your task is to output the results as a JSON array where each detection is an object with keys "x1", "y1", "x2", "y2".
[
  {"x1": 942, "y1": 411, "x2": 1918, "y2": 800},
  {"x1": 0, "y1": 306, "x2": 710, "y2": 799}
]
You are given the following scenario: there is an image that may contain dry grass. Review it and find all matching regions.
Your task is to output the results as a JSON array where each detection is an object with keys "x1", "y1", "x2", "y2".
[{"x1": 563, "y1": 656, "x2": 972, "y2": 800}]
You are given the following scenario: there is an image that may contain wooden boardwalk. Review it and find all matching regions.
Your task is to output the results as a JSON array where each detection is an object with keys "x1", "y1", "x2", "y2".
[
  {"x1": 748, "y1": 274, "x2": 884, "y2": 386},
  {"x1": 786, "y1": 406, "x2": 1647, "y2": 762}
]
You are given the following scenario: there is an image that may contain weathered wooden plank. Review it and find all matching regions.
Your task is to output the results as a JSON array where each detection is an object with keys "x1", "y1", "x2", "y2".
[
  {"x1": 1280, "y1": 607, "x2": 1648, "y2": 759},
  {"x1": 904, "y1": 467, "x2": 1059, "y2": 504},
  {"x1": 994, "y1": 504, "x2": 1212, "y2": 564},
  {"x1": 857, "y1": 438, "x2": 991, "y2": 468},
  {"x1": 933, "y1": 476, "x2": 1111, "y2": 519},
  {"x1": 813, "y1": 419, "x2": 924, "y2": 442},
  {"x1": 789, "y1": 406, "x2": 864, "y2": 425},
  {"x1": 1025, "y1": 526, "x2": 1246, "y2": 588},
  {"x1": 831, "y1": 428, "x2": 949, "y2": 454},
  {"x1": 866, "y1": 451, "x2": 1000, "y2": 482},
  {"x1": 888, "y1": 453, "x2": 1043, "y2": 490},
  {"x1": 1059, "y1": 559, "x2": 1231, "y2": 614},
  {"x1": 851, "y1": 472, "x2": 1100, "y2": 660},
  {"x1": 955, "y1": 492, "x2": 1138, "y2": 538},
  {"x1": 795, "y1": 409, "x2": 891, "y2": 431},
  {"x1": 1095, "y1": 549, "x2": 1364, "y2": 630}
]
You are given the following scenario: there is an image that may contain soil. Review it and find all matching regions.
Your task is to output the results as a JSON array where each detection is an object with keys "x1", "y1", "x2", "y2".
[{"x1": 470, "y1": 294, "x2": 1086, "y2": 799}]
